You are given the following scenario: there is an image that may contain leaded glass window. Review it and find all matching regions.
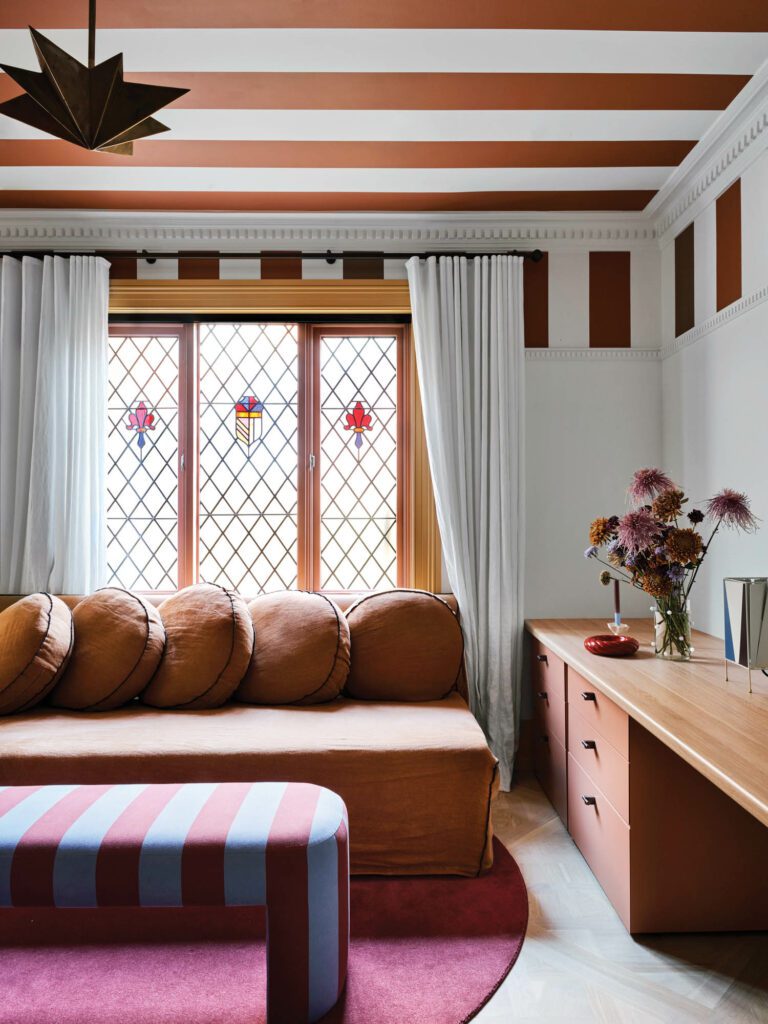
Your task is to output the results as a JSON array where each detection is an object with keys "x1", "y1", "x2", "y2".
[
  {"x1": 107, "y1": 332, "x2": 180, "y2": 590},
  {"x1": 106, "y1": 322, "x2": 406, "y2": 594},
  {"x1": 319, "y1": 333, "x2": 399, "y2": 590}
]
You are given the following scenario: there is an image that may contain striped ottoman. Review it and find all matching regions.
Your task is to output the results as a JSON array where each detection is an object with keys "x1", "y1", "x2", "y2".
[{"x1": 0, "y1": 781, "x2": 349, "y2": 1024}]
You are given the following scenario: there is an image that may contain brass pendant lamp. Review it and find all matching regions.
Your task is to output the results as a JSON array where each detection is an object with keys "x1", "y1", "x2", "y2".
[{"x1": 0, "y1": 0, "x2": 189, "y2": 155}]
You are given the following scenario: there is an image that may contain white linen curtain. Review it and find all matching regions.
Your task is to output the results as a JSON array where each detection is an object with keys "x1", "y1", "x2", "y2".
[
  {"x1": 0, "y1": 255, "x2": 109, "y2": 594},
  {"x1": 407, "y1": 255, "x2": 524, "y2": 789}
]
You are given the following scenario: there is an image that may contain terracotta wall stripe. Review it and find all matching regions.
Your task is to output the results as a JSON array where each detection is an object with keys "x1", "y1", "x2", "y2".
[
  {"x1": 343, "y1": 257, "x2": 384, "y2": 279},
  {"x1": 260, "y1": 253, "x2": 302, "y2": 279},
  {"x1": 0, "y1": 72, "x2": 743, "y2": 112},
  {"x1": 523, "y1": 253, "x2": 549, "y2": 348},
  {"x1": 8, "y1": 0, "x2": 767, "y2": 30},
  {"x1": 108, "y1": 257, "x2": 137, "y2": 280},
  {"x1": 674, "y1": 223, "x2": 695, "y2": 337},
  {"x1": 0, "y1": 190, "x2": 657, "y2": 212},
  {"x1": 716, "y1": 178, "x2": 742, "y2": 312},
  {"x1": 178, "y1": 256, "x2": 221, "y2": 279},
  {"x1": 589, "y1": 251, "x2": 631, "y2": 347},
  {"x1": 0, "y1": 139, "x2": 695, "y2": 170}
]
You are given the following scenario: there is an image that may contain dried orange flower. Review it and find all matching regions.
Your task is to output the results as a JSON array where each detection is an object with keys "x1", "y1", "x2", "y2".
[
  {"x1": 665, "y1": 528, "x2": 703, "y2": 564},
  {"x1": 642, "y1": 569, "x2": 673, "y2": 598},
  {"x1": 589, "y1": 517, "x2": 614, "y2": 546},
  {"x1": 652, "y1": 489, "x2": 684, "y2": 523}
]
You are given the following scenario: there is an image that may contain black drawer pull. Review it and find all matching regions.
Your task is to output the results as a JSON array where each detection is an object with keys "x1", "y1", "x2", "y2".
[
  {"x1": 581, "y1": 691, "x2": 597, "y2": 702},
  {"x1": 582, "y1": 795, "x2": 597, "y2": 806},
  {"x1": 537, "y1": 691, "x2": 548, "y2": 700},
  {"x1": 536, "y1": 653, "x2": 548, "y2": 664},
  {"x1": 581, "y1": 739, "x2": 596, "y2": 750}
]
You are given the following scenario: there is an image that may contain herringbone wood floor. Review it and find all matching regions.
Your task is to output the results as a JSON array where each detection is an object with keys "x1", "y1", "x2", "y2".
[{"x1": 475, "y1": 774, "x2": 768, "y2": 1023}]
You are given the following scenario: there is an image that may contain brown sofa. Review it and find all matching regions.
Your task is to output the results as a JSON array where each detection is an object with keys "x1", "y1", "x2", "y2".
[{"x1": 0, "y1": 592, "x2": 498, "y2": 877}]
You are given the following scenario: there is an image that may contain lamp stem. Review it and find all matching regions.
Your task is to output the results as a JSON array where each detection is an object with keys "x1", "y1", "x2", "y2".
[{"x1": 88, "y1": 0, "x2": 96, "y2": 67}]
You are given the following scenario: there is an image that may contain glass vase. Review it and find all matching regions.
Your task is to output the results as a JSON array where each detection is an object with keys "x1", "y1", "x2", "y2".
[{"x1": 653, "y1": 587, "x2": 693, "y2": 661}]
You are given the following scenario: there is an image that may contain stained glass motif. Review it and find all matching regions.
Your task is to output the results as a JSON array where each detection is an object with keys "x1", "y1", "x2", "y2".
[
  {"x1": 343, "y1": 400, "x2": 373, "y2": 458},
  {"x1": 127, "y1": 401, "x2": 156, "y2": 455},
  {"x1": 319, "y1": 335, "x2": 398, "y2": 590},
  {"x1": 235, "y1": 395, "x2": 264, "y2": 450},
  {"x1": 199, "y1": 323, "x2": 299, "y2": 594},
  {"x1": 107, "y1": 334, "x2": 180, "y2": 591}
]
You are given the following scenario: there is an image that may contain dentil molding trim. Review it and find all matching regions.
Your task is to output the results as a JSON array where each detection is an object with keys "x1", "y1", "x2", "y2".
[
  {"x1": 0, "y1": 210, "x2": 657, "y2": 252},
  {"x1": 525, "y1": 348, "x2": 661, "y2": 362},
  {"x1": 662, "y1": 284, "x2": 768, "y2": 359},
  {"x1": 650, "y1": 58, "x2": 768, "y2": 244}
]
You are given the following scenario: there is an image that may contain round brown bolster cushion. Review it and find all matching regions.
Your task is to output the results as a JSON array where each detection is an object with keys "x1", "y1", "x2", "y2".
[
  {"x1": 344, "y1": 588, "x2": 464, "y2": 701},
  {"x1": 50, "y1": 588, "x2": 166, "y2": 711},
  {"x1": 236, "y1": 590, "x2": 350, "y2": 705},
  {"x1": 141, "y1": 583, "x2": 254, "y2": 709},
  {"x1": 0, "y1": 593, "x2": 74, "y2": 715}
]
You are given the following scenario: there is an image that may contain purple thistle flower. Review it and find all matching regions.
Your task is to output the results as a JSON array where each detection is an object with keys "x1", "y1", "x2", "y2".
[
  {"x1": 667, "y1": 563, "x2": 686, "y2": 582},
  {"x1": 705, "y1": 489, "x2": 759, "y2": 532},
  {"x1": 628, "y1": 468, "x2": 676, "y2": 504},
  {"x1": 584, "y1": 545, "x2": 599, "y2": 559},
  {"x1": 617, "y1": 509, "x2": 662, "y2": 556},
  {"x1": 654, "y1": 545, "x2": 666, "y2": 557}
]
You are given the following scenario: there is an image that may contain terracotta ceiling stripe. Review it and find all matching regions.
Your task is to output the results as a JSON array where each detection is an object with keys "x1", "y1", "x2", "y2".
[
  {"x1": 0, "y1": 73, "x2": 746, "y2": 111},
  {"x1": 0, "y1": 141, "x2": 695, "y2": 169},
  {"x1": 589, "y1": 251, "x2": 631, "y2": 347},
  {"x1": 0, "y1": 190, "x2": 656, "y2": 211},
  {"x1": 6, "y1": 0, "x2": 768, "y2": 30}
]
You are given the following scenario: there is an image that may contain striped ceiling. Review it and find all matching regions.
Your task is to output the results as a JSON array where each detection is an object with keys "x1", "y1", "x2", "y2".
[{"x1": 1, "y1": 2, "x2": 767, "y2": 213}]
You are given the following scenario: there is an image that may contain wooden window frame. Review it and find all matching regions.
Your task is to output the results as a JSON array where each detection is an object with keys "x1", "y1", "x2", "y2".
[{"x1": 108, "y1": 317, "x2": 420, "y2": 596}]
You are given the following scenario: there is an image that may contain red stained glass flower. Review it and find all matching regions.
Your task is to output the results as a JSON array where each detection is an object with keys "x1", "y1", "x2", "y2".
[
  {"x1": 127, "y1": 401, "x2": 156, "y2": 453},
  {"x1": 344, "y1": 401, "x2": 373, "y2": 456}
]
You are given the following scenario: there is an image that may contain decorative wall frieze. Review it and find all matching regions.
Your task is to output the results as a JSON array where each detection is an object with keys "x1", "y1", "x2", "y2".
[
  {"x1": 662, "y1": 283, "x2": 768, "y2": 359},
  {"x1": 525, "y1": 347, "x2": 661, "y2": 362},
  {"x1": 0, "y1": 210, "x2": 657, "y2": 253},
  {"x1": 650, "y1": 59, "x2": 768, "y2": 245}
]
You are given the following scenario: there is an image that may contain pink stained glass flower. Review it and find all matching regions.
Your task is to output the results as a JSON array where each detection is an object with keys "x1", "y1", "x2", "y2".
[
  {"x1": 127, "y1": 401, "x2": 156, "y2": 452},
  {"x1": 705, "y1": 489, "x2": 759, "y2": 531},
  {"x1": 628, "y1": 467, "x2": 676, "y2": 503},
  {"x1": 616, "y1": 508, "x2": 662, "y2": 556}
]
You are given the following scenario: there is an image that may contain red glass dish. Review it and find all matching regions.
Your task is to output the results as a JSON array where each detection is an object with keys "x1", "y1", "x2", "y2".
[{"x1": 583, "y1": 634, "x2": 639, "y2": 658}]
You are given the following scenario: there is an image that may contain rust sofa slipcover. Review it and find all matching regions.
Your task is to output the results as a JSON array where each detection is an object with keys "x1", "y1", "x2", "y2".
[{"x1": 0, "y1": 593, "x2": 497, "y2": 877}]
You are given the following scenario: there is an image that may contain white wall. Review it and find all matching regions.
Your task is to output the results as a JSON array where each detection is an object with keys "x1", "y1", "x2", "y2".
[
  {"x1": 660, "y1": 146, "x2": 768, "y2": 637},
  {"x1": 525, "y1": 355, "x2": 663, "y2": 619}
]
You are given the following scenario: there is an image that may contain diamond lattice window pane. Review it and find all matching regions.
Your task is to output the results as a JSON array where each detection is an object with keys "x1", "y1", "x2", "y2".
[
  {"x1": 319, "y1": 334, "x2": 398, "y2": 590},
  {"x1": 107, "y1": 334, "x2": 180, "y2": 590},
  {"x1": 199, "y1": 323, "x2": 299, "y2": 594}
]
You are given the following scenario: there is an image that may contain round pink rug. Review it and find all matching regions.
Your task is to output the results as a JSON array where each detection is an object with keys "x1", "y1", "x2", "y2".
[{"x1": 0, "y1": 839, "x2": 527, "y2": 1024}]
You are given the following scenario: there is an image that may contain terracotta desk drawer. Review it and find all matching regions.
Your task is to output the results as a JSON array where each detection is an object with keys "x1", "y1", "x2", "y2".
[
  {"x1": 532, "y1": 685, "x2": 566, "y2": 747},
  {"x1": 567, "y1": 755, "x2": 630, "y2": 928},
  {"x1": 568, "y1": 703, "x2": 629, "y2": 822},
  {"x1": 534, "y1": 728, "x2": 567, "y2": 825},
  {"x1": 529, "y1": 638, "x2": 566, "y2": 705},
  {"x1": 568, "y1": 669, "x2": 628, "y2": 758}
]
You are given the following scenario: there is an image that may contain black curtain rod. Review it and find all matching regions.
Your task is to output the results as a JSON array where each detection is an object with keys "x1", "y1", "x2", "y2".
[{"x1": 1, "y1": 248, "x2": 544, "y2": 264}]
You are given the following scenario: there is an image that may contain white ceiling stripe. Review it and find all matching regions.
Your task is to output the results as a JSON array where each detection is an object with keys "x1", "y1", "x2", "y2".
[
  {"x1": 0, "y1": 166, "x2": 673, "y2": 191},
  {"x1": 0, "y1": 109, "x2": 718, "y2": 142},
  {"x1": 2, "y1": 29, "x2": 767, "y2": 74}
]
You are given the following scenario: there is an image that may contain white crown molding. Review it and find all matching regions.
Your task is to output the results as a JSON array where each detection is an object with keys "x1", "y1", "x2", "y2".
[
  {"x1": 649, "y1": 57, "x2": 768, "y2": 245},
  {"x1": 662, "y1": 283, "x2": 768, "y2": 359},
  {"x1": 525, "y1": 347, "x2": 661, "y2": 362},
  {"x1": 0, "y1": 210, "x2": 657, "y2": 252}
]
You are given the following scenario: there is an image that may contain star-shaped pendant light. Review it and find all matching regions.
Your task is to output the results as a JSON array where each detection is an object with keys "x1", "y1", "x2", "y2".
[{"x1": 0, "y1": 0, "x2": 189, "y2": 155}]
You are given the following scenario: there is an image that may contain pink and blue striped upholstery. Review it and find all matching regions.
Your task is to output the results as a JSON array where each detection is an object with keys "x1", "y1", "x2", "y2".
[{"x1": 0, "y1": 781, "x2": 349, "y2": 1024}]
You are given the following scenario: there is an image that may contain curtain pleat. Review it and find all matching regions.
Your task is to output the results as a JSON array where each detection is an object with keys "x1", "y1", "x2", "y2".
[
  {"x1": 0, "y1": 255, "x2": 109, "y2": 594},
  {"x1": 407, "y1": 255, "x2": 525, "y2": 789}
]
